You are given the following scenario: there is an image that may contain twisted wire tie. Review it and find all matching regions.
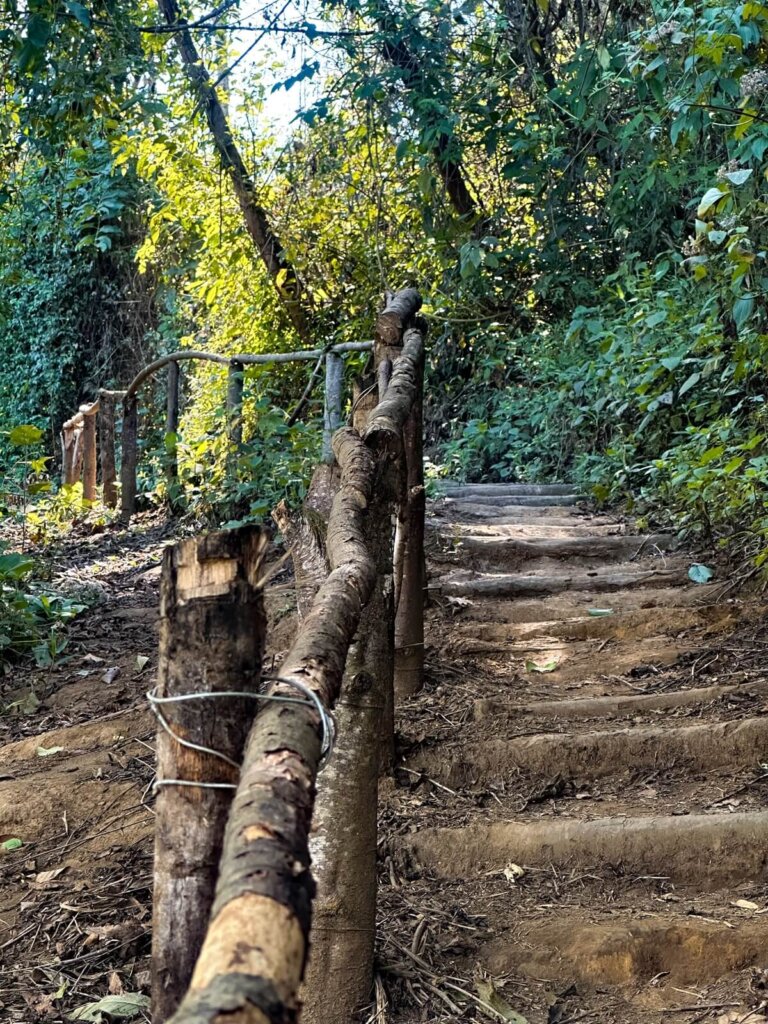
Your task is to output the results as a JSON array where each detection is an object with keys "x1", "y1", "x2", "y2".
[{"x1": 148, "y1": 674, "x2": 336, "y2": 791}]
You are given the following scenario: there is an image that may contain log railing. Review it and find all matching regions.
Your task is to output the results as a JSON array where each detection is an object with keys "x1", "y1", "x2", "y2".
[{"x1": 149, "y1": 289, "x2": 426, "y2": 1024}]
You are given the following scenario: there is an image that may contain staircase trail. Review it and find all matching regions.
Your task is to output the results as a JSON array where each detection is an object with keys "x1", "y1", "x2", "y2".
[{"x1": 381, "y1": 482, "x2": 768, "y2": 1024}]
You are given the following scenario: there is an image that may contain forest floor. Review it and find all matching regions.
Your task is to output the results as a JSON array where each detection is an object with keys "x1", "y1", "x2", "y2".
[{"x1": 0, "y1": 493, "x2": 767, "y2": 1023}]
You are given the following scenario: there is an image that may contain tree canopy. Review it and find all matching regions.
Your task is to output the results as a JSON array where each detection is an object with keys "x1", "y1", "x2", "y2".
[{"x1": 2, "y1": 0, "x2": 768, "y2": 556}]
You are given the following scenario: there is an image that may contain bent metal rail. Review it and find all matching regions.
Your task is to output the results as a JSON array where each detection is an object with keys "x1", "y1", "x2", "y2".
[{"x1": 146, "y1": 289, "x2": 425, "y2": 1023}]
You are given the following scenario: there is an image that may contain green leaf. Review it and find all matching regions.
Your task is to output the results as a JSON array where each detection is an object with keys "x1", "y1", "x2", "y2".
[
  {"x1": 660, "y1": 356, "x2": 682, "y2": 371},
  {"x1": 25, "y1": 14, "x2": 51, "y2": 48},
  {"x1": 525, "y1": 659, "x2": 560, "y2": 673},
  {"x1": 65, "y1": 0, "x2": 91, "y2": 25},
  {"x1": 697, "y1": 187, "x2": 727, "y2": 217},
  {"x1": 733, "y1": 295, "x2": 754, "y2": 329},
  {"x1": 678, "y1": 372, "x2": 701, "y2": 397},
  {"x1": 1, "y1": 838, "x2": 22, "y2": 851},
  {"x1": 0, "y1": 553, "x2": 35, "y2": 579},
  {"x1": 724, "y1": 168, "x2": 753, "y2": 186},
  {"x1": 8, "y1": 424, "x2": 42, "y2": 446},
  {"x1": 70, "y1": 993, "x2": 151, "y2": 1021},
  {"x1": 688, "y1": 563, "x2": 714, "y2": 584},
  {"x1": 475, "y1": 979, "x2": 529, "y2": 1024}
]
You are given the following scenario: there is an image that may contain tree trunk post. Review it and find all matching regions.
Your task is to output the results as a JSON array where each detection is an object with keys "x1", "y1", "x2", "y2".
[
  {"x1": 288, "y1": 458, "x2": 393, "y2": 1024},
  {"x1": 393, "y1": 330, "x2": 426, "y2": 698},
  {"x1": 99, "y1": 391, "x2": 118, "y2": 508},
  {"x1": 120, "y1": 397, "x2": 138, "y2": 524},
  {"x1": 166, "y1": 361, "x2": 181, "y2": 511},
  {"x1": 81, "y1": 405, "x2": 98, "y2": 503},
  {"x1": 61, "y1": 417, "x2": 83, "y2": 487},
  {"x1": 369, "y1": 289, "x2": 423, "y2": 749},
  {"x1": 151, "y1": 526, "x2": 268, "y2": 1024},
  {"x1": 226, "y1": 360, "x2": 244, "y2": 488},
  {"x1": 322, "y1": 352, "x2": 344, "y2": 464}
]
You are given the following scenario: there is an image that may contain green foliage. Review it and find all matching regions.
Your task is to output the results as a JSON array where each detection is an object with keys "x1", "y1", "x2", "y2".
[{"x1": 0, "y1": 546, "x2": 85, "y2": 667}]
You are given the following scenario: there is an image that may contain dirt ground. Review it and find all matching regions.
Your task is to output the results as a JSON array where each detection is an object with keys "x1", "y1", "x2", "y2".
[{"x1": 0, "y1": 498, "x2": 767, "y2": 1024}]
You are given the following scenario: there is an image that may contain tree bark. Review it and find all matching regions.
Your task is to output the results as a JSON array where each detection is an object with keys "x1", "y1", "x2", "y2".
[
  {"x1": 157, "y1": 0, "x2": 312, "y2": 343},
  {"x1": 152, "y1": 527, "x2": 269, "y2": 1024},
  {"x1": 294, "y1": 465, "x2": 394, "y2": 1024}
]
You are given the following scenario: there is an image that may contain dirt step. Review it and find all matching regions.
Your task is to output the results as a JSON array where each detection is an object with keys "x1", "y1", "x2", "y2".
[
  {"x1": 451, "y1": 602, "x2": 740, "y2": 644},
  {"x1": 434, "y1": 533, "x2": 677, "y2": 570},
  {"x1": 434, "y1": 564, "x2": 690, "y2": 598},
  {"x1": 401, "y1": 810, "x2": 768, "y2": 887},
  {"x1": 475, "y1": 678, "x2": 768, "y2": 722},
  {"x1": 429, "y1": 521, "x2": 626, "y2": 538},
  {"x1": 442, "y1": 635, "x2": 692, "y2": 683},
  {"x1": 481, "y1": 912, "x2": 768, "y2": 988},
  {"x1": 442, "y1": 494, "x2": 582, "y2": 507},
  {"x1": 409, "y1": 716, "x2": 768, "y2": 785},
  {"x1": 432, "y1": 501, "x2": 598, "y2": 523},
  {"x1": 441, "y1": 483, "x2": 577, "y2": 497}
]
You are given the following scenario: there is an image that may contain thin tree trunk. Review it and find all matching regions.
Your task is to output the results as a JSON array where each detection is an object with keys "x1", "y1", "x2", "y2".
[
  {"x1": 226, "y1": 360, "x2": 244, "y2": 492},
  {"x1": 157, "y1": 0, "x2": 312, "y2": 343},
  {"x1": 152, "y1": 527, "x2": 268, "y2": 1023}
]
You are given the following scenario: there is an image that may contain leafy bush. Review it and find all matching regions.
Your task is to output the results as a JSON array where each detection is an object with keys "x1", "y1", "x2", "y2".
[{"x1": 0, "y1": 550, "x2": 85, "y2": 667}]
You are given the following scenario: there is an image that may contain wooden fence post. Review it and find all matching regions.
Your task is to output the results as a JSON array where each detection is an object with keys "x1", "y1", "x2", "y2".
[
  {"x1": 61, "y1": 416, "x2": 84, "y2": 487},
  {"x1": 166, "y1": 361, "x2": 181, "y2": 510},
  {"x1": 370, "y1": 288, "x2": 423, "y2": 745},
  {"x1": 81, "y1": 405, "x2": 98, "y2": 503},
  {"x1": 226, "y1": 360, "x2": 244, "y2": 487},
  {"x1": 322, "y1": 351, "x2": 344, "y2": 463},
  {"x1": 151, "y1": 526, "x2": 268, "y2": 1024},
  {"x1": 393, "y1": 327, "x2": 426, "y2": 697},
  {"x1": 120, "y1": 396, "x2": 138, "y2": 524},
  {"x1": 99, "y1": 391, "x2": 118, "y2": 508}
]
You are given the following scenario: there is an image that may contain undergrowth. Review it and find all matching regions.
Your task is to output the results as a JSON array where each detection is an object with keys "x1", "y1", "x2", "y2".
[{"x1": 439, "y1": 255, "x2": 768, "y2": 563}]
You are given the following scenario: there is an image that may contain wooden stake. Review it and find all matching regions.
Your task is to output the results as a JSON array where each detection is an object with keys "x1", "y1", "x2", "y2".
[
  {"x1": 81, "y1": 406, "x2": 98, "y2": 503},
  {"x1": 152, "y1": 526, "x2": 268, "y2": 1024},
  {"x1": 120, "y1": 397, "x2": 138, "y2": 524},
  {"x1": 322, "y1": 352, "x2": 344, "y2": 463},
  {"x1": 166, "y1": 361, "x2": 181, "y2": 511},
  {"x1": 393, "y1": 328, "x2": 426, "y2": 697},
  {"x1": 99, "y1": 391, "x2": 118, "y2": 508},
  {"x1": 226, "y1": 360, "x2": 244, "y2": 488}
]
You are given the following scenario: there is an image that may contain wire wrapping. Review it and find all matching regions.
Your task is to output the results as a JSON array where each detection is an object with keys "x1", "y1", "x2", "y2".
[{"x1": 148, "y1": 676, "x2": 336, "y2": 791}]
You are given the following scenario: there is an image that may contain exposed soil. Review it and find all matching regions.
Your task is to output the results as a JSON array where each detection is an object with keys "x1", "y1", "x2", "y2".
[{"x1": 1, "y1": 490, "x2": 767, "y2": 1024}]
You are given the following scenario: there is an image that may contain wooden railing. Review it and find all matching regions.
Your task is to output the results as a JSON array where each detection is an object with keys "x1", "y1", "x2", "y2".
[
  {"x1": 147, "y1": 289, "x2": 426, "y2": 1024},
  {"x1": 59, "y1": 341, "x2": 373, "y2": 521}
]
